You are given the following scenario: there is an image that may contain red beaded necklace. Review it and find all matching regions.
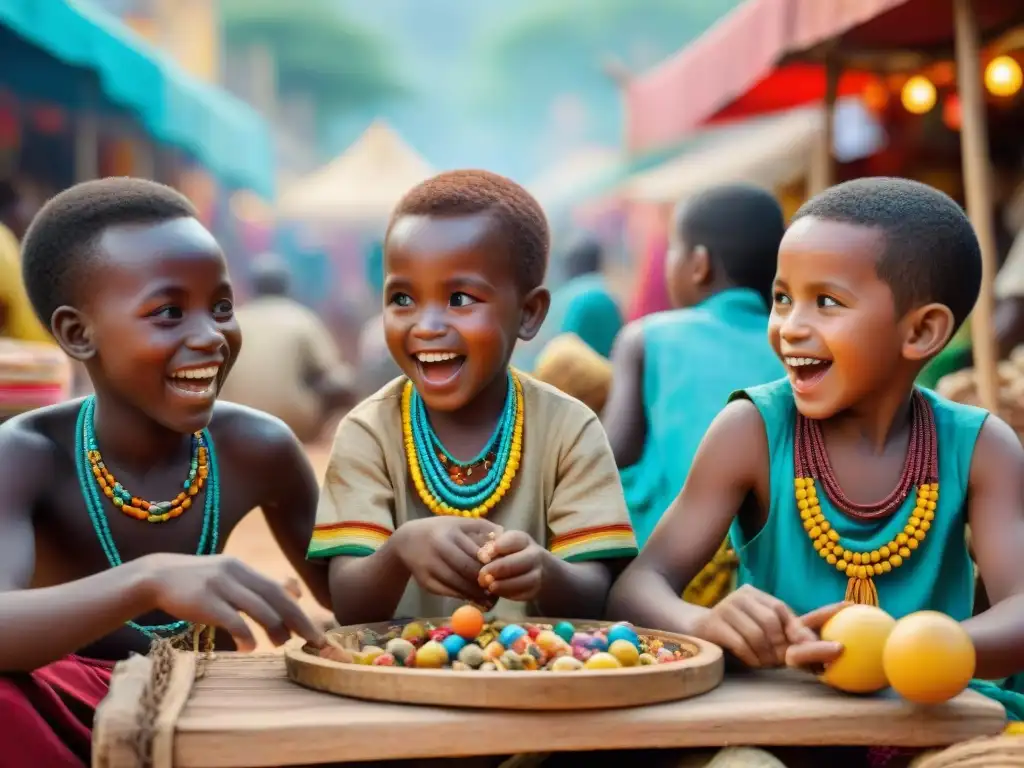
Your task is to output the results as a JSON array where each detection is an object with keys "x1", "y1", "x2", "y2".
[{"x1": 794, "y1": 391, "x2": 938, "y2": 520}]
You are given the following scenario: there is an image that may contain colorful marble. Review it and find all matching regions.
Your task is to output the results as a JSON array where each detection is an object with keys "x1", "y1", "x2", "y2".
[{"x1": 316, "y1": 611, "x2": 694, "y2": 673}]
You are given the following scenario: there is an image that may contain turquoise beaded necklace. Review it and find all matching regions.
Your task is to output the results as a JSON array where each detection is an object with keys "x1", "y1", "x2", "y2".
[
  {"x1": 409, "y1": 371, "x2": 518, "y2": 510},
  {"x1": 74, "y1": 396, "x2": 221, "y2": 640}
]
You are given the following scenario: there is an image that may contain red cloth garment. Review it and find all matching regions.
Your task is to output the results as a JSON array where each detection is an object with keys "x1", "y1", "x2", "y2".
[
  {"x1": 627, "y1": 240, "x2": 672, "y2": 321},
  {"x1": 0, "y1": 655, "x2": 114, "y2": 768}
]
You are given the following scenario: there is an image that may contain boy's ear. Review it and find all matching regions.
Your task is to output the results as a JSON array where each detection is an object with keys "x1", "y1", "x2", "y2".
[
  {"x1": 518, "y1": 287, "x2": 551, "y2": 342},
  {"x1": 51, "y1": 306, "x2": 96, "y2": 361},
  {"x1": 901, "y1": 302, "x2": 954, "y2": 362},
  {"x1": 691, "y1": 244, "x2": 712, "y2": 285}
]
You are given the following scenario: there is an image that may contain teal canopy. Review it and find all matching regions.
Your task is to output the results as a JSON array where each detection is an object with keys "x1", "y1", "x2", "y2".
[{"x1": 0, "y1": 0, "x2": 274, "y2": 199}]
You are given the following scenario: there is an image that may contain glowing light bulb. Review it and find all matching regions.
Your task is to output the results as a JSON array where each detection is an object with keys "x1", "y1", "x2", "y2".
[
  {"x1": 985, "y1": 56, "x2": 1023, "y2": 98},
  {"x1": 901, "y1": 76, "x2": 936, "y2": 115}
]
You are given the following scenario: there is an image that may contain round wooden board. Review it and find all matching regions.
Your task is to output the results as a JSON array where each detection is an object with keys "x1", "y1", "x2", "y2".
[{"x1": 285, "y1": 617, "x2": 724, "y2": 710}]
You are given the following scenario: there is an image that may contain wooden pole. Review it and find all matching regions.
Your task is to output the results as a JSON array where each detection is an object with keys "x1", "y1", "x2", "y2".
[
  {"x1": 809, "y1": 52, "x2": 840, "y2": 195},
  {"x1": 954, "y1": 0, "x2": 999, "y2": 412}
]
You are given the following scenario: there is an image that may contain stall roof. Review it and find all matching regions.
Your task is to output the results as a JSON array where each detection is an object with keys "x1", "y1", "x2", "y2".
[
  {"x1": 0, "y1": 0, "x2": 274, "y2": 198},
  {"x1": 619, "y1": 98, "x2": 883, "y2": 204},
  {"x1": 278, "y1": 121, "x2": 434, "y2": 224},
  {"x1": 626, "y1": 0, "x2": 1024, "y2": 153},
  {"x1": 621, "y1": 107, "x2": 823, "y2": 203}
]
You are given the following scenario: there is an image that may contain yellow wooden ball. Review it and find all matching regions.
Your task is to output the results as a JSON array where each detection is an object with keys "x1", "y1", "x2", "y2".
[{"x1": 819, "y1": 605, "x2": 897, "y2": 694}]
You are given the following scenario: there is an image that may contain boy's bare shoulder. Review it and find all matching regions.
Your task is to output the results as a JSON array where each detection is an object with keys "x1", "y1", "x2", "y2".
[
  {"x1": 714, "y1": 397, "x2": 767, "y2": 436},
  {"x1": 207, "y1": 400, "x2": 305, "y2": 467},
  {"x1": 0, "y1": 400, "x2": 82, "y2": 493},
  {"x1": 971, "y1": 411, "x2": 1024, "y2": 476}
]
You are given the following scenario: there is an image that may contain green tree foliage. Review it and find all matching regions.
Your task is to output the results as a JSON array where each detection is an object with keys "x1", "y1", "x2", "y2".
[
  {"x1": 221, "y1": 0, "x2": 406, "y2": 112},
  {"x1": 474, "y1": 0, "x2": 741, "y2": 113}
]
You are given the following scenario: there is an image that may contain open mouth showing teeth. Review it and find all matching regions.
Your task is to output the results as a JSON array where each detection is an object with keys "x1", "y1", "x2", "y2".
[
  {"x1": 784, "y1": 356, "x2": 832, "y2": 389},
  {"x1": 167, "y1": 366, "x2": 219, "y2": 397},
  {"x1": 414, "y1": 352, "x2": 465, "y2": 386}
]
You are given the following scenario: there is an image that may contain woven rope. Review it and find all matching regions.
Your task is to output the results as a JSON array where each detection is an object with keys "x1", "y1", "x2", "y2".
[
  {"x1": 129, "y1": 626, "x2": 215, "y2": 767},
  {"x1": 912, "y1": 735, "x2": 1024, "y2": 768}
]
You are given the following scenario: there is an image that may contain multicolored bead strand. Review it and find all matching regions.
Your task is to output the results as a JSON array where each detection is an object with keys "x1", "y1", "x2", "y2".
[
  {"x1": 793, "y1": 390, "x2": 939, "y2": 608},
  {"x1": 75, "y1": 396, "x2": 221, "y2": 639},
  {"x1": 402, "y1": 371, "x2": 524, "y2": 517},
  {"x1": 87, "y1": 430, "x2": 208, "y2": 523}
]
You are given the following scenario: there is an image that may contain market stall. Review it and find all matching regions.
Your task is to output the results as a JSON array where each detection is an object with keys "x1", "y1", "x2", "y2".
[
  {"x1": 626, "y1": 0, "x2": 1024, "y2": 412},
  {"x1": 0, "y1": 0, "x2": 274, "y2": 199}
]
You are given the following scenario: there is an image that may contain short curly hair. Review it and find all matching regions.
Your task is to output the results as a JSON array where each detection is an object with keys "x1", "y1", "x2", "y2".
[
  {"x1": 386, "y1": 170, "x2": 550, "y2": 291},
  {"x1": 793, "y1": 177, "x2": 981, "y2": 332},
  {"x1": 21, "y1": 177, "x2": 197, "y2": 328}
]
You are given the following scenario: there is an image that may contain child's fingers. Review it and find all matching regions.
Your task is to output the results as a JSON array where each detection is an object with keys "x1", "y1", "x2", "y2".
[
  {"x1": 491, "y1": 529, "x2": 532, "y2": 557},
  {"x1": 745, "y1": 599, "x2": 789, "y2": 659},
  {"x1": 723, "y1": 607, "x2": 779, "y2": 667},
  {"x1": 785, "y1": 640, "x2": 844, "y2": 672},
  {"x1": 485, "y1": 570, "x2": 541, "y2": 600},
  {"x1": 479, "y1": 547, "x2": 535, "y2": 582},
  {"x1": 461, "y1": 519, "x2": 504, "y2": 545},
  {"x1": 282, "y1": 577, "x2": 302, "y2": 599},
  {"x1": 436, "y1": 539, "x2": 489, "y2": 591},
  {"x1": 798, "y1": 601, "x2": 851, "y2": 631},
  {"x1": 713, "y1": 624, "x2": 763, "y2": 669}
]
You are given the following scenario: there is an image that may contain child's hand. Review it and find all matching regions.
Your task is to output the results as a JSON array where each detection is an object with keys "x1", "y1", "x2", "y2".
[
  {"x1": 691, "y1": 584, "x2": 805, "y2": 669},
  {"x1": 476, "y1": 530, "x2": 546, "y2": 601},
  {"x1": 784, "y1": 602, "x2": 849, "y2": 674},
  {"x1": 143, "y1": 553, "x2": 325, "y2": 651},
  {"x1": 394, "y1": 516, "x2": 502, "y2": 602}
]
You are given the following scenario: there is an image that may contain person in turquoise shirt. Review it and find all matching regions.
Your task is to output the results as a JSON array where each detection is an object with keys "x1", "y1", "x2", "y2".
[
  {"x1": 513, "y1": 236, "x2": 622, "y2": 370},
  {"x1": 610, "y1": 178, "x2": 1024, "y2": 764},
  {"x1": 603, "y1": 184, "x2": 785, "y2": 550}
]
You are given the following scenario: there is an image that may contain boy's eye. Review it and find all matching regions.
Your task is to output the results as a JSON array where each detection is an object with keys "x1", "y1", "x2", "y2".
[
  {"x1": 773, "y1": 291, "x2": 791, "y2": 306},
  {"x1": 450, "y1": 292, "x2": 478, "y2": 308},
  {"x1": 150, "y1": 305, "x2": 183, "y2": 321},
  {"x1": 389, "y1": 293, "x2": 412, "y2": 307},
  {"x1": 213, "y1": 299, "x2": 234, "y2": 316},
  {"x1": 818, "y1": 295, "x2": 841, "y2": 308}
]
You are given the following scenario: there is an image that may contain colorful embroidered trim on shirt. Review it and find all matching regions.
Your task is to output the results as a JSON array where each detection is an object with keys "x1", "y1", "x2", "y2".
[
  {"x1": 549, "y1": 523, "x2": 637, "y2": 562},
  {"x1": 307, "y1": 520, "x2": 392, "y2": 559}
]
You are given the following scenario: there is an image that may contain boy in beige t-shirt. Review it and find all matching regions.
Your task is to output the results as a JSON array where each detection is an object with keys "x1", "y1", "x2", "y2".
[{"x1": 308, "y1": 170, "x2": 637, "y2": 624}]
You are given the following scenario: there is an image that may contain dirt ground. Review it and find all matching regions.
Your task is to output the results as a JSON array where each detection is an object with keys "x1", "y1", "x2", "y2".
[{"x1": 222, "y1": 440, "x2": 336, "y2": 650}]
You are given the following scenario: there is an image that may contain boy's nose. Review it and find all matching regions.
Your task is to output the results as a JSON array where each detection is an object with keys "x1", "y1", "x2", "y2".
[
  {"x1": 185, "y1": 320, "x2": 227, "y2": 351},
  {"x1": 779, "y1": 313, "x2": 812, "y2": 342},
  {"x1": 411, "y1": 308, "x2": 447, "y2": 339}
]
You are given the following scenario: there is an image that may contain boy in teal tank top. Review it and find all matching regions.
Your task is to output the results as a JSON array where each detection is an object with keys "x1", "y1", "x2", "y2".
[
  {"x1": 604, "y1": 184, "x2": 785, "y2": 550},
  {"x1": 610, "y1": 178, "x2": 1024, "y2": 761}
]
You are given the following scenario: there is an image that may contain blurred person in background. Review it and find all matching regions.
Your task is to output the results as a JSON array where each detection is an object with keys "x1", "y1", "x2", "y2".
[
  {"x1": 0, "y1": 181, "x2": 52, "y2": 345},
  {"x1": 220, "y1": 253, "x2": 354, "y2": 442},
  {"x1": 603, "y1": 184, "x2": 786, "y2": 605},
  {"x1": 0, "y1": 180, "x2": 73, "y2": 418},
  {"x1": 513, "y1": 234, "x2": 623, "y2": 371},
  {"x1": 627, "y1": 237, "x2": 672, "y2": 321},
  {"x1": 355, "y1": 240, "x2": 401, "y2": 397}
]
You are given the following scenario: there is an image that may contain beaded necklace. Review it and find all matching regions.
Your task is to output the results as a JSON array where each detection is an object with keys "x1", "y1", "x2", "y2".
[
  {"x1": 402, "y1": 370, "x2": 524, "y2": 517},
  {"x1": 793, "y1": 390, "x2": 938, "y2": 607},
  {"x1": 75, "y1": 396, "x2": 221, "y2": 639},
  {"x1": 87, "y1": 428, "x2": 208, "y2": 524}
]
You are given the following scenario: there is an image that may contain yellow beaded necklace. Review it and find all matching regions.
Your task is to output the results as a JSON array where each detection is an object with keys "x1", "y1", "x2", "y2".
[
  {"x1": 794, "y1": 478, "x2": 937, "y2": 606},
  {"x1": 401, "y1": 372, "x2": 524, "y2": 518},
  {"x1": 794, "y1": 390, "x2": 939, "y2": 607}
]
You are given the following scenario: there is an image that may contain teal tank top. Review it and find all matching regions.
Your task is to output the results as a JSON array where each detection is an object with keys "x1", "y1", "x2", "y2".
[
  {"x1": 622, "y1": 289, "x2": 783, "y2": 547},
  {"x1": 732, "y1": 378, "x2": 1024, "y2": 720}
]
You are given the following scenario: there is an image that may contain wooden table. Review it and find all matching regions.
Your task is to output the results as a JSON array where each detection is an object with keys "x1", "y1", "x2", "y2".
[{"x1": 93, "y1": 652, "x2": 1007, "y2": 768}]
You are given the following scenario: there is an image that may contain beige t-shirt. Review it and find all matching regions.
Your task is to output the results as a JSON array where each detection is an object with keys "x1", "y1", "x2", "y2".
[
  {"x1": 220, "y1": 296, "x2": 345, "y2": 438},
  {"x1": 308, "y1": 373, "x2": 637, "y2": 619}
]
